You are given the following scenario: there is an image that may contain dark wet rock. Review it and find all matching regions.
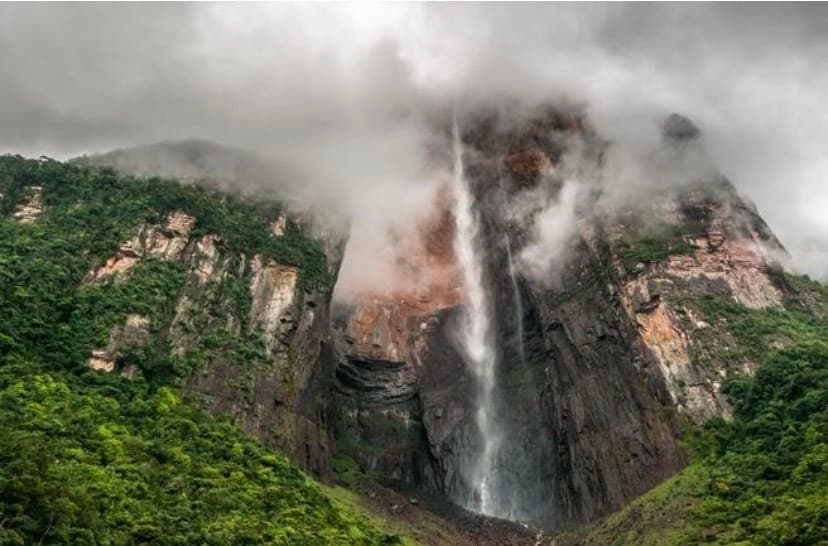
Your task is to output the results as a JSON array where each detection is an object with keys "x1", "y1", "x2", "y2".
[
  {"x1": 663, "y1": 113, "x2": 701, "y2": 141},
  {"x1": 328, "y1": 105, "x2": 789, "y2": 531}
]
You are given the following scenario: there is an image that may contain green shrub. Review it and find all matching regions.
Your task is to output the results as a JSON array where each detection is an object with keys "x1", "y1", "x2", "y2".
[{"x1": 614, "y1": 221, "x2": 698, "y2": 272}]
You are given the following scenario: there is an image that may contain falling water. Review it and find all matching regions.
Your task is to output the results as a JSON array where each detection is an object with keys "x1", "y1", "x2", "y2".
[
  {"x1": 450, "y1": 114, "x2": 500, "y2": 516},
  {"x1": 504, "y1": 234, "x2": 526, "y2": 367}
]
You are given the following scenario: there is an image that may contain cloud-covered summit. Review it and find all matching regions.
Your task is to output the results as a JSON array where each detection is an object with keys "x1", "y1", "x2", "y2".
[{"x1": 1, "y1": 3, "x2": 826, "y2": 278}]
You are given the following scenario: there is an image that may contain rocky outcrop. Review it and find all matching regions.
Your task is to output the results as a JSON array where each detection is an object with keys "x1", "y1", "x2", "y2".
[
  {"x1": 12, "y1": 186, "x2": 43, "y2": 223},
  {"x1": 87, "y1": 314, "x2": 151, "y2": 378},
  {"x1": 331, "y1": 195, "x2": 462, "y2": 487},
  {"x1": 270, "y1": 215, "x2": 287, "y2": 237},
  {"x1": 622, "y1": 285, "x2": 731, "y2": 423},
  {"x1": 248, "y1": 256, "x2": 301, "y2": 355},
  {"x1": 84, "y1": 208, "x2": 339, "y2": 477},
  {"x1": 86, "y1": 210, "x2": 195, "y2": 281},
  {"x1": 663, "y1": 113, "x2": 701, "y2": 141},
  {"x1": 184, "y1": 276, "x2": 335, "y2": 476},
  {"x1": 610, "y1": 181, "x2": 785, "y2": 423}
]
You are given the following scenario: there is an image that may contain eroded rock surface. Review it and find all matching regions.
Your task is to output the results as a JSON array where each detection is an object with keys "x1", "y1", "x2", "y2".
[
  {"x1": 87, "y1": 210, "x2": 196, "y2": 281},
  {"x1": 84, "y1": 208, "x2": 339, "y2": 477},
  {"x1": 249, "y1": 256, "x2": 301, "y2": 355},
  {"x1": 611, "y1": 181, "x2": 785, "y2": 423},
  {"x1": 87, "y1": 314, "x2": 151, "y2": 378},
  {"x1": 332, "y1": 193, "x2": 462, "y2": 487},
  {"x1": 12, "y1": 186, "x2": 43, "y2": 223}
]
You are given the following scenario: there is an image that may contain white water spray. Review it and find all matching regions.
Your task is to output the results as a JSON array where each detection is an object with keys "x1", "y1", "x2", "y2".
[
  {"x1": 451, "y1": 114, "x2": 500, "y2": 516},
  {"x1": 505, "y1": 234, "x2": 527, "y2": 367}
]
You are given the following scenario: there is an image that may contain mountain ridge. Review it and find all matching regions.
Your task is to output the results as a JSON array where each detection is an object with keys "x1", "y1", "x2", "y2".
[{"x1": 0, "y1": 105, "x2": 825, "y2": 544}]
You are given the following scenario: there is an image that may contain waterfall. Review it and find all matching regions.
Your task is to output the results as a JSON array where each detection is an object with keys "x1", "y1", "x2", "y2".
[
  {"x1": 450, "y1": 114, "x2": 501, "y2": 516},
  {"x1": 504, "y1": 234, "x2": 526, "y2": 367}
]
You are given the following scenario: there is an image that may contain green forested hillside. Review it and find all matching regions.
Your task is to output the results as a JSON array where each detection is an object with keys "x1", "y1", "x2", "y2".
[
  {"x1": 0, "y1": 156, "x2": 397, "y2": 545},
  {"x1": 0, "y1": 365, "x2": 398, "y2": 545},
  {"x1": 574, "y1": 277, "x2": 828, "y2": 545}
]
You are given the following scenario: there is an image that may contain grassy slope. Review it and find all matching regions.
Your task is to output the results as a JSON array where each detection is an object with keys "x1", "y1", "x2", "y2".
[
  {"x1": 566, "y1": 275, "x2": 828, "y2": 545},
  {"x1": 0, "y1": 155, "x2": 398, "y2": 545}
]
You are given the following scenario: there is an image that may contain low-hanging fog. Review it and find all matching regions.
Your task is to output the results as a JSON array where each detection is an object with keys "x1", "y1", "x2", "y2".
[{"x1": 1, "y1": 3, "x2": 827, "y2": 286}]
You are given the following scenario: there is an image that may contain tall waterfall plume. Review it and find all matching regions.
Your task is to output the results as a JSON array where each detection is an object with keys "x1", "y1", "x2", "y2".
[{"x1": 450, "y1": 114, "x2": 501, "y2": 516}]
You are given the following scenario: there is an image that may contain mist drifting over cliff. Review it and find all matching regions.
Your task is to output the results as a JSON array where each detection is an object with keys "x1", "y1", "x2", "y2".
[{"x1": 1, "y1": 3, "x2": 827, "y2": 282}]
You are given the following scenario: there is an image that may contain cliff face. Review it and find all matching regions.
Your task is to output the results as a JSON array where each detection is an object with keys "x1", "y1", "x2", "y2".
[
  {"x1": 330, "y1": 199, "x2": 462, "y2": 487},
  {"x1": 330, "y1": 108, "x2": 790, "y2": 529},
  {"x1": 614, "y1": 181, "x2": 785, "y2": 424},
  {"x1": 82, "y1": 207, "x2": 342, "y2": 477},
  {"x1": 0, "y1": 156, "x2": 407, "y2": 546},
  {"x1": 76, "y1": 122, "x2": 792, "y2": 531}
]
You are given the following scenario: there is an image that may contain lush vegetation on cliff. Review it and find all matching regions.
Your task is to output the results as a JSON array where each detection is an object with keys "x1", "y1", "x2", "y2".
[
  {"x1": 613, "y1": 221, "x2": 696, "y2": 272},
  {"x1": 0, "y1": 155, "x2": 396, "y2": 545},
  {"x1": 580, "y1": 275, "x2": 828, "y2": 545},
  {"x1": 0, "y1": 155, "x2": 333, "y2": 290}
]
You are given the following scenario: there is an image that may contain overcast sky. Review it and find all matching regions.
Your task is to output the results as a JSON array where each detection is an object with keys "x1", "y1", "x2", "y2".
[{"x1": 1, "y1": 3, "x2": 827, "y2": 279}]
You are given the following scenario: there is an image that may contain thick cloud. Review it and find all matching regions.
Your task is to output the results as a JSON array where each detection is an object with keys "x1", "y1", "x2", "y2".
[{"x1": 1, "y1": 3, "x2": 827, "y2": 279}]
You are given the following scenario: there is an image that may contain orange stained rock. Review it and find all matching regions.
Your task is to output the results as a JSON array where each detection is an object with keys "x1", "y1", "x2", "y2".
[
  {"x1": 88, "y1": 255, "x2": 139, "y2": 281},
  {"x1": 637, "y1": 304, "x2": 683, "y2": 348},
  {"x1": 344, "y1": 183, "x2": 463, "y2": 362},
  {"x1": 503, "y1": 148, "x2": 552, "y2": 183}
]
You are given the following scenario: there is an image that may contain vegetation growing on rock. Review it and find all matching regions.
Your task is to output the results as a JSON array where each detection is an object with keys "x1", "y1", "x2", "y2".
[
  {"x1": 573, "y1": 276, "x2": 828, "y2": 545},
  {"x1": 613, "y1": 219, "x2": 703, "y2": 273},
  {"x1": 0, "y1": 155, "x2": 397, "y2": 545},
  {"x1": 0, "y1": 155, "x2": 333, "y2": 291}
]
